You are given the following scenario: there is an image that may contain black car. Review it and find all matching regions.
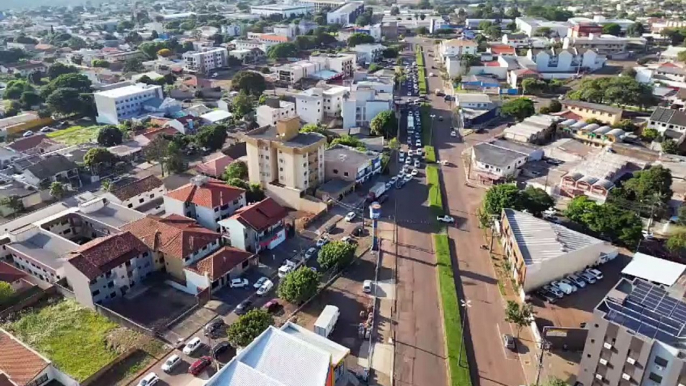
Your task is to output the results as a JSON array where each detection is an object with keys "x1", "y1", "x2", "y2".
[
  {"x1": 534, "y1": 290, "x2": 557, "y2": 304},
  {"x1": 235, "y1": 300, "x2": 253, "y2": 315},
  {"x1": 212, "y1": 341, "x2": 231, "y2": 359},
  {"x1": 204, "y1": 318, "x2": 225, "y2": 336}
]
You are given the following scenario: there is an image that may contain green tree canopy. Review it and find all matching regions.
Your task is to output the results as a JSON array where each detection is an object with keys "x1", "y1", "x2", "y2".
[
  {"x1": 501, "y1": 98, "x2": 535, "y2": 121},
  {"x1": 277, "y1": 266, "x2": 319, "y2": 304},
  {"x1": 602, "y1": 23, "x2": 622, "y2": 36},
  {"x1": 329, "y1": 134, "x2": 366, "y2": 151},
  {"x1": 347, "y1": 33, "x2": 375, "y2": 47},
  {"x1": 267, "y1": 42, "x2": 298, "y2": 59},
  {"x1": 232, "y1": 71, "x2": 267, "y2": 96},
  {"x1": 663, "y1": 139, "x2": 679, "y2": 154},
  {"x1": 370, "y1": 110, "x2": 398, "y2": 138},
  {"x1": 84, "y1": 147, "x2": 117, "y2": 171},
  {"x1": 42, "y1": 73, "x2": 92, "y2": 97},
  {"x1": 0, "y1": 282, "x2": 13, "y2": 305},
  {"x1": 566, "y1": 77, "x2": 656, "y2": 109},
  {"x1": 4, "y1": 80, "x2": 34, "y2": 100},
  {"x1": 49, "y1": 181, "x2": 65, "y2": 199},
  {"x1": 504, "y1": 300, "x2": 536, "y2": 337},
  {"x1": 642, "y1": 128, "x2": 659, "y2": 141},
  {"x1": 564, "y1": 196, "x2": 643, "y2": 248},
  {"x1": 97, "y1": 125, "x2": 124, "y2": 147},
  {"x1": 47, "y1": 62, "x2": 78, "y2": 80},
  {"x1": 46, "y1": 87, "x2": 82, "y2": 116},
  {"x1": 224, "y1": 160, "x2": 249, "y2": 180},
  {"x1": 123, "y1": 58, "x2": 144, "y2": 73},
  {"x1": 226, "y1": 309, "x2": 273, "y2": 348},
  {"x1": 317, "y1": 241, "x2": 356, "y2": 271},
  {"x1": 195, "y1": 124, "x2": 228, "y2": 151},
  {"x1": 627, "y1": 22, "x2": 645, "y2": 37},
  {"x1": 232, "y1": 91, "x2": 254, "y2": 119},
  {"x1": 483, "y1": 184, "x2": 522, "y2": 215}
]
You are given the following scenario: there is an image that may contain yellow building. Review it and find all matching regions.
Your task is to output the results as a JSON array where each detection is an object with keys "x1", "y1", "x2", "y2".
[{"x1": 560, "y1": 99, "x2": 624, "y2": 125}]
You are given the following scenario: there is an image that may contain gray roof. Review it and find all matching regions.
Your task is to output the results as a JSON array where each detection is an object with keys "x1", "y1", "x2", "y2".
[
  {"x1": 324, "y1": 145, "x2": 377, "y2": 167},
  {"x1": 561, "y1": 99, "x2": 623, "y2": 115},
  {"x1": 25, "y1": 154, "x2": 77, "y2": 180},
  {"x1": 472, "y1": 142, "x2": 529, "y2": 168},
  {"x1": 80, "y1": 202, "x2": 145, "y2": 229},
  {"x1": 7, "y1": 229, "x2": 77, "y2": 270},
  {"x1": 650, "y1": 107, "x2": 686, "y2": 127},
  {"x1": 316, "y1": 178, "x2": 354, "y2": 195},
  {"x1": 503, "y1": 208, "x2": 604, "y2": 266},
  {"x1": 246, "y1": 126, "x2": 326, "y2": 149}
]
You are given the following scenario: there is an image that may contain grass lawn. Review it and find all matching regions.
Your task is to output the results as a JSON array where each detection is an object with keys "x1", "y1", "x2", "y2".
[
  {"x1": 426, "y1": 165, "x2": 443, "y2": 214},
  {"x1": 434, "y1": 234, "x2": 472, "y2": 386},
  {"x1": 47, "y1": 125, "x2": 100, "y2": 145},
  {"x1": 424, "y1": 145, "x2": 436, "y2": 163},
  {"x1": 3, "y1": 298, "x2": 163, "y2": 382}
]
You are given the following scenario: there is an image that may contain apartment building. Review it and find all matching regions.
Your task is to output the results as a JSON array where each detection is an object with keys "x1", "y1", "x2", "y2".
[
  {"x1": 350, "y1": 43, "x2": 386, "y2": 63},
  {"x1": 245, "y1": 117, "x2": 327, "y2": 192},
  {"x1": 94, "y1": 83, "x2": 164, "y2": 125},
  {"x1": 299, "y1": 0, "x2": 345, "y2": 11},
  {"x1": 250, "y1": 3, "x2": 314, "y2": 18},
  {"x1": 561, "y1": 100, "x2": 624, "y2": 125},
  {"x1": 577, "y1": 278, "x2": 686, "y2": 386},
  {"x1": 182, "y1": 47, "x2": 228, "y2": 74},
  {"x1": 515, "y1": 17, "x2": 571, "y2": 38},
  {"x1": 295, "y1": 85, "x2": 349, "y2": 124},
  {"x1": 528, "y1": 47, "x2": 605, "y2": 73},
  {"x1": 184, "y1": 246, "x2": 257, "y2": 293},
  {"x1": 569, "y1": 16, "x2": 636, "y2": 35},
  {"x1": 233, "y1": 39, "x2": 271, "y2": 53},
  {"x1": 103, "y1": 175, "x2": 166, "y2": 214},
  {"x1": 122, "y1": 214, "x2": 221, "y2": 282},
  {"x1": 563, "y1": 34, "x2": 629, "y2": 58},
  {"x1": 256, "y1": 98, "x2": 297, "y2": 127},
  {"x1": 219, "y1": 197, "x2": 288, "y2": 253},
  {"x1": 327, "y1": 1, "x2": 364, "y2": 25},
  {"x1": 324, "y1": 144, "x2": 382, "y2": 184},
  {"x1": 64, "y1": 231, "x2": 154, "y2": 308},
  {"x1": 274, "y1": 60, "x2": 323, "y2": 85},
  {"x1": 341, "y1": 86, "x2": 393, "y2": 129},
  {"x1": 440, "y1": 39, "x2": 478, "y2": 58},
  {"x1": 309, "y1": 53, "x2": 355, "y2": 77},
  {"x1": 164, "y1": 175, "x2": 247, "y2": 232},
  {"x1": 568, "y1": 22, "x2": 604, "y2": 38}
]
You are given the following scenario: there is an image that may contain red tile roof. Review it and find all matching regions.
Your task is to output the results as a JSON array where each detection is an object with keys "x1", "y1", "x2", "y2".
[
  {"x1": 659, "y1": 62, "x2": 681, "y2": 68},
  {"x1": 484, "y1": 61, "x2": 502, "y2": 67},
  {"x1": 165, "y1": 178, "x2": 245, "y2": 209},
  {"x1": 122, "y1": 215, "x2": 220, "y2": 260},
  {"x1": 195, "y1": 155, "x2": 234, "y2": 178},
  {"x1": 260, "y1": 34, "x2": 288, "y2": 43},
  {"x1": 110, "y1": 175, "x2": 164, "y2": 202},
  {"x1": 490, "y1": 45, "x2": 516, "y2": 55},
  {"x1": 0, "y1": 262, "x2": 26, "y2": 284},
  {"x1": 555, "y1": 110, "x2": 583, "y2": 120},
  {"x1": 229, "y1": 198, "x2": 287, "y2": 232},
  {"x1": 513, "y1": 68, "x2": 539, "y2": 76},
  {"x1": 187, "y1": 246, "x2": 254, "y2": 281},
  {"x1": 142, "y1": 126, "x2": 179, "y2": 141},
  {"x1": 67, "y1": 232, "x2": 150, "y2": 280},
  {"x1": 0, "y1": 330, "x2": 50, "y2": 386}
]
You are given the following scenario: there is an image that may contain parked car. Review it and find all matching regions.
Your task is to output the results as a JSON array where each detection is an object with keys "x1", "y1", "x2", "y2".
[
  {"x1": 138, "y1": 372, "x2": 160, "y2": 386},
  {"x1": 189, "y1": 356, "x2": 212, "y2": 376},
  {"x1": 363, "y1": 280, "x2": 373, "y2": 293},
  {"x1": 316, "y1": 237, "x2": 330, "y2": 248},
  {"x1": 203, "y1": 318, "x2": 225, "y2": 336},
  {"x1": 559, "y1": 278, "x2": 578, "y2": 292},
  {"x1": 257, "y1": 279, "x2": 274, "y2": 296},
  {"x1": 543, "y1": 285, "x2": 564, "y2": 298},
  {"x1": 22, "y1": 130, "x2": 34, "y2": 137},
  {"x1": 437, "y1": 215, "x2": 455, "y2": 223},
  {"x1": 235, "y1": 300, "x2": 253, "y2": 315},
  {"x1": 182, "y1": 337, "x2": 202, "y2": 355},
  {"x1": 161, "y1": 355, "x2": 182, "y2": 373},
  {"x1": 345, "y1": 212, "x2": 356, "y2": 222},
  {"x1": 212, "y1": 341, "x2": 231, "y2": 359},
  {"x1": 566, "y1": 274, "x2": 586, "y2": 288},
  {"x1": 534, "y1": 290, "x2": 557, "y2": 304},
  {"x1": 585, "y1": 268, "x2": 603, "y2": 280},
  {"x1": 450, "y1": 131, "x2": 457, "y2": 137},
  {"x1": 230, "y1": 278, "x2": 249, "y2": 288},
  {"x1": 503, "y1": 334, "x2": 516, "y2": 350},
  {"x1": 578, "y1": 271, "x2": 597, "y2": 284},
  {"x1": 304, "y1": 247, "x2": 317, "y2": 260},
  {"x1": 253, "y1": 277, "x2": 269, "y2": 289},
  {"x1": 341, "y1": 236, "x2": 355, "y2": 244},
  {"x1": 263, "y1": 299, "x2": 281, "y2": 313},
  {"x1": 551, "y1": 280, "x2": 575, "y2": 295}
]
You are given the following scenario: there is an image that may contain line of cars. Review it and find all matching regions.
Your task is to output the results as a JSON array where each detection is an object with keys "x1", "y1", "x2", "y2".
[
  {"x1": 404, "y1": 62, "x2": 420, "y2": 97},
  {"x1": 533, "y1": 268, "x2": 605, "y2": 303}
]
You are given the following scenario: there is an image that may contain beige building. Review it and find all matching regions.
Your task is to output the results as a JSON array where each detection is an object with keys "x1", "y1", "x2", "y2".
[
  {"x1": 560, "y1": 99, "x2": 624, "y2": 125},
  {"x1": 245, "y1": 117, "x2": 327, "y2": 192}
]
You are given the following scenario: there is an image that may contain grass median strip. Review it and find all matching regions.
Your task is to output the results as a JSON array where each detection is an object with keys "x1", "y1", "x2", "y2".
[
  {"x1": 427, "y1": 165, "x2": 442, "y2": 214},
  {"x1": 434, "y1": 234, "x2": 473, "y2": 386},
  {"x1": 424, "y1": 145, "x2": 436, "y2": 163}
]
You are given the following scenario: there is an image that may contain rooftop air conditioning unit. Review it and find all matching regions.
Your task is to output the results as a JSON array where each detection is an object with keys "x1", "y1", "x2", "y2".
[
  {"x1": 595, "y1": 374, "x2": 603, "y2": 381},
  {"x1": 622, "y1": 373, "x2": 631, "y2": 381},
  {"x1": 599, "y1": 358, "x2": 608, "y2": 365},
  {"x1": 603, "y1": 342, "x2": 613, "y2": 350},
  {"x1": 627, "y1": 357, "x2": 636, "y2": 364}
]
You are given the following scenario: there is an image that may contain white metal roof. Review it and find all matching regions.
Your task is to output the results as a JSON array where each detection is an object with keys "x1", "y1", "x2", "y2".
[
  {"x1": 201, "y1": 110, "x2": 233, "y2": 122},
  {"x1": 622, "y1": 252, "x2": 686, "y2": 287}
]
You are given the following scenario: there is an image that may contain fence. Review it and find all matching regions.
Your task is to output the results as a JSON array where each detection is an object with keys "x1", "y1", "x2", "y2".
[
  {"x1": 80, "y1": 348, "x2": 139, "y2": 386},
  {"x1": 95, "y1": 304, "x2": 155, "y2": 337},
  {"x1": 0, "y1": 286, "x2": 49, "y2": 319}
]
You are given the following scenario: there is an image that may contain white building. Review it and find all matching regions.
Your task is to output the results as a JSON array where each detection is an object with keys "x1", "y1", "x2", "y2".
[
  {"x1": 103, "y1": 175, "x2": 166, "y2": 214},
  {"x1": 182, "y1": 47, "x2": 228, "y2": 74},
  {"x1": 568, "y1": 16, "x2": 635, "y2": 35},
  {"x1": 309, "y1": 53, "x2": 355, "y2": 77},
  {"x1": 273, "y1": 24, "x2": 297, "y2": 39},
  {"x1": 250, "y1": 3, "x2": 314, "y2": 18},
  {"x1": 164, "y1": 175, "x2": 247, "y2": 233},
  {"x1": 470, "y1": 139, "x2": 542, "y2": 180},
  {"x1": 515, "y1": 17, "x2": 571, "y2": 38},
  {"x1": 218, "y1": 198, "x2": 288, "y2": 253},
  {"x1": 256, "y1": 99, "x2": 297, "y2": 127},
  {"x1": 299, "y1": 0, "x2": 346, "y2": 11},
  {"x1": 455, "y1": 93, "x2": 494, "y2": 109},
  {"x1": 327, "y1": 1, "x2": 364, "y2": 25},
  {"x1": 221, "y1": 23, "x2": 242, "y2": 36},
  {"x1": 274, "y1": 60, "x2": 322, "y2": 84},
  {"x1": 94, "y1": 83, "x2": 164, "y2": 125},
  {"x1": 233, "y1": 39, "x2": 271, "y2": 53},
  {"x1": 350, "y1": 43, "x2": 386, "y2": 64},
  {"x1": 563, "y1": 34, "x2": 630, "y2": 58},
  {"x1": 648, "y1": 107, "x2": 686, "y2": 135},
  {"x1": 528, "y1": 47, "x2": 605, "y2": 72},
  {"x1": 341, "y1": 86, "x2": 392, "y2": 129},
  {"x1": 440, "y1": 39, "x2": 478, "y2": 58},
  {"x1": 296, "y1": 85, "x2": 349, "y2": 124},
  {"x1": 500, "y1": 208, "x2": 618, "y2": 295}
]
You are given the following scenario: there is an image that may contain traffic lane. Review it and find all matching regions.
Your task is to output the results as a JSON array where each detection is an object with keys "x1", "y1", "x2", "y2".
[
  {"x1": 130, "y1": 344, "x2": 218, "y2": 386},
  {"x1": 393, "y1": 173, "x2": 448, "y2": 386}
]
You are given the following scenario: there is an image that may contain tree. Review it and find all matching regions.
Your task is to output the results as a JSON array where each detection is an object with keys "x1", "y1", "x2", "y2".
[
  {"x1": 627, "y1": 22, "x2": 645, "y2": 37},
  {"x1": 267, "y1": 42, "x2": 298, "y2": 59},
  {"x1": 622, "y1": 165, "x2": 673, "y2": 203},
  {"x1": 483, "y1": 184, "x2": 522, "y2": 215},
  {"x1": 84, "y1": 147, "x2": 117, "y2": 173},
  {"x1": 195, "y1": 124, "x2": 228, "y2": 151},
  {"x1": 602, "y1": 23, "x2": 621, "y2": 36},
  {"x1": 125, "y1": 32, "x2": 143, "y2": 44},
  {"x1": 521, "y1": 187, "x2": 554, "y2": 216},
  {"x1": 232, "y1": 71, "x2": 267, "y2": 96},
  {"x1": 564, "y1": 196, "x2": 643, "y2": 248},
  {"x1": 19, "y1": 91, "x2": 41, "y2": 108},
  {"x1": 157, "y1": 48, "x2": 172, "y2": 57},
  {"x1": 504, "y1": 300, "x2": 536, "y2": 337},
  {"x1": 49, "y1": 181, "x2": 65, "y2": 199},
  {"x1": 382, "y1": 47, "x2": 399, "y2": 59},
  {"x1": 347, "y1": 33, "x2": 375, "y2": 47},
  {"x1": 566, "y1": 77, "x2": 656, "y2": 109},
  {"x1": 0, "y1": 195, "x2": 23, "y2": 213},
  {"x1": 663, "y1": 139, "x2": 678, "y2": 154},
  {"x1": 97, "y1": 126, "x2": 124, "y2": 146},
  {"x1": 368, "y1": 63, "x2": 381, "y2": 73},
  {"x1": 534, "y1": 26, "x2": 553, "y2": 37},
  {"x1": 91, "y1": 59, "x2": 110, "y2": 68},
  {"x1": 329, "y1": 134, "x2": 366, "y2": 151},
  {"x1": 117, "y1": 20, "x2": 135, "y2": 33},
  {"x1": 390, "y1": 6, "x2": 400, "y2": 15},
  {"x1": 485, "y1": 25, "x2": 502, "y2": 39},
  {"x1": 355, "y1": 9, "x2": 373, "y2": 26},
  {"x1": 478, "y1": 21, "x2": 494, "y2": 30},
  {"x1": 0, "y1": 282, "x2": 13, "y2": 305},
  {"x1": 224, "y1": 161, "x2": 249, "y2": 181},
  {"x1": 370, "y1": 110, "x2": 398, "y2": 138},
  {"x1": 4, "y1": 80, "x2": 33, "y2": 100},
  {"x1": 612, "y1": 119, "x2": 638, "y2": 132},
  {"x1": 101, "y1": 179, "x2": 113, "y2": 192},
  {"x1": 47, "y1": 62, "x2": 78, "y2": 80},
  {"x1": 123, "y1": 58, "x2": 144, "y2": 73},
  {"x1": 548, "y1": 99, "x2": 562, "y2": 113},
  {"x1": 642, "y1": 128, "x2": 659, "y2": 141},
  {"x1": 42, "y1": 73, "x2": 92, "y2": 97},
  {"x1": 666, "y1": 231, "x2": 686, "y2": 254},
  {"x1": 46, "y1": 88, "x2": 82, "y2": 116},
  {"x1": 501, "y1": 98, "x2": 535, "y2": 121},
  {"x1": 277, "y1": 266, "x2": 319, "y2": 304},
  {"x1": 388, "y1": 137, "x2": 399, "y2": 150},
  {"x1": 4, "y1": 101, "x2": 20, "y2": 117},
  {"x1": 521, "y1": 78, "x2": 546, "y2": 95},
  {"x1": 247, "y1": 183, "x2": 266, "y2": 203},
  {"x1": 416, "y1": 26, "x2": 429, "y2": 35},
  {"x1": 226, "y1": 309, "x2": 273, "y2": 348},
  {"x1": 232, "y1": 91, "x2": 254, "y2": 119},
  {"x1": 317, "y1": 241, "x2": 356, "y2": 271}
]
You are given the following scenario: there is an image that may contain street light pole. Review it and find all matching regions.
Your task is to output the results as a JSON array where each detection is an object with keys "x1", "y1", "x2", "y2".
[
  {"x1": 534, "y1": 326, "x2": 550, "y2": 386},
  {"x1": 430, "y1": 114, "x2": 436, "y2": 145},
  {"x1": 457, "y1": 299, "x2": 472, "y2": 366}
]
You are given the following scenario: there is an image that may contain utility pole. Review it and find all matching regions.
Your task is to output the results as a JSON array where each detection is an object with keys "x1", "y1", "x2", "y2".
[
  {"x1": 534, "y1": 326, "x2": 550, "y2": 386},
  {"x1": 457, "y1": 299, "x2": 471, "y2": 366}
]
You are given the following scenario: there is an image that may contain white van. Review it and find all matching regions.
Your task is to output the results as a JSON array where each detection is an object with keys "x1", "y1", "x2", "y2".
[{"x1": 551, "y1": 281, "x2": 574, "y2": 295}]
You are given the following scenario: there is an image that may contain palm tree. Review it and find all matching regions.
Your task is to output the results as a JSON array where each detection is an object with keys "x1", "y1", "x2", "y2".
[
  {"x1": 0, "y1": 195, "x2": 23, "y2": 214},
  {"x1": 49, "y1": 182, "x2": 65, "y2": 200},
  {"x1": 101, "y1": 179, "x2": 113, "y2": 192}
]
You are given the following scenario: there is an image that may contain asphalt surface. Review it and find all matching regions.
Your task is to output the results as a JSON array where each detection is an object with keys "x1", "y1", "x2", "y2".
[{"x1": 406, "y1": 36, "x2": 529, "y2": 386}]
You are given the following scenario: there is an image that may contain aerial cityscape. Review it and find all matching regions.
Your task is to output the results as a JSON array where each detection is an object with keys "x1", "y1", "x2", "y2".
[{"x1": 0, "y1": 0, "x2": 686, "y2": 386}]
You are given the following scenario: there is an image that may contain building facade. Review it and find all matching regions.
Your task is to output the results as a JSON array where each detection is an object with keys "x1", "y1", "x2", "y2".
[
  {"x1": 219, "y1": 198, "x2": 288, "y2": 253},
  {"x1": 182, "y1": 47, "x2": 229, "y2": 74},
  {"x1": 327, "y1": 2, "x2": 365, "y2": 25},
  {"x1": 94, "y1": 83, "x2": 164, "y2": 125},
  {"x1": 256, "y1": 99, "x2": 297, "y2": 127},
  {"x1": 295, "y1": 85, "x2": 348, "y2": 124},
  {"x1": 250, "y1": 3, "x2": 314, "y2": 17}
]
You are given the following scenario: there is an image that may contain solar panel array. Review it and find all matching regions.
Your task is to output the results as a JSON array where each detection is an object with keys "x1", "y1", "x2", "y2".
[{"x1": 604, "y1": 280, "x2": 686, "y2": 346}]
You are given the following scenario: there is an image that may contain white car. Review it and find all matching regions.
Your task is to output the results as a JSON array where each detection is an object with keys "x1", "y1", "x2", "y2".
[
  {"x1": 405, "y1": 157, "x2": 412, "y2": 164},
  {"x1": 414, "y1": 160, "x2": 420, "y2": 168},
  {"x1": 407, "y1": 149, "x2": 414, "y2": 156},
  {"x1": 344, "y1": 212, "x2": 356, "y2": 222},
  {"x1": 437, "y1": 215, "x2": 455, "y2": 223},
  {"x1": 390, "y1": 176, "x2": 398, "y2": 184},
  {"x1": 399, "y1": 154, "x2": 405, "y2": 162},
  {"x1": 257, "y1": 279, "x2": 274, "y2": 296},
  {"x1": 642, "y1": 230, "x2": 655, "y2": 240},
  {"x1": 438, "y1": 160, "x2": 449, "y2": 166},
  {"x1": 415, "y1": 148, "x2": 424, "y2": 156},
  {"x1": 182, "y1": 337, "x2": 202, "y2": 355},
  {"x1": 341, "y1": 236, "x2": 354, "y2": 244},
  {"x1": 253, "y1": 277, "x2": 269, "y2": 289},
  {"x1": 450, "y1": 131, "x2": 457, "y2": 137},
  {"x1": 403, "y1": 174, "x2": 413, "y2": 182},
  {"x1": 161, "y1": 355, "x2": 182, "y2": 373},
  {"x1": 230, "y1": 278, "x2": 249, "y2": 288},
  {"x1": 316, "y1": 237, "x2": 329, "y2": 248},
  {"x1": 138, "y1": 372, "x2": 160, "y2": 386},
  {"x1": 411, "y1": 168, "x2": 419, "y2": 176},
  {"x1": 304, "y1": 247, "x2": 317, "y2": 260},
  {"x1": 22, "y1": 130, "x2": 34, "y2": 137}
]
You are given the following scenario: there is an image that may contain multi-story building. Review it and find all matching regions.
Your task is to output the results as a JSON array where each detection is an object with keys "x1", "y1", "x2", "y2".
[
  {"x1": 245, "y1": 117, "x2": 327, "y2": 192},
  {"x1": 568, "y1": 22, "x2": 604, "y2": 38},
  {"x1": 561, "y1": 100, "x2": 624, "y2": 125},
  {"x1": 233, "y1": 39, "x2": 271, "y2": 53},
  {"x1": 327, "y1": 1, "x2": 364, "y2": 25},
  {"x1": 64, "y1": 231, "x2": 154, "y2": 308},
  {"x1": 563, "y1": 34, "x2": 629, "y2": 58},
  {"x1": 309, "y1": 53, "x2": 355, "y2": 77},
  {"x1": 274, "y1": 60, "x2": 323, "y2": 85},
  {"x1": 648, "y1": 107, "x2": 686, "y2": 135},
  {"x1": 182, "y1": 47, "x2": 228, "y2": 74},
  {"x1": 103, "y1": 175, "x2": 167, "y2": 214},
  {"x1": 273, "y1": 24, "x2": 297, "y2": 39},
  {"x1": 515, "y1": 17, "x2": 571, "y2": 38},
  {"x1": 341, "y1": 85, "x2": 393, "y2": 129},
  {"x1": 219, "y1": 197, "x2": 288, "y2": 253},
  {"x1": 528, "y1": 47, "x2": 605, "y2": 73},
  {"x1": 350, "y1": 43, "x2": 386, "y2": 64},
  {"x1": 256, "y1": 98, "x2": 297, "y2": 127},
  {"x1": 250, "y1": 3, "x2": 314, "y2": 18},
  {"x1": 577, "y1": 278, "x2": 686, "y2": 386},
  {"x1": 164, "y1": 176, "x2": 247, "y2": 233},
  {"x1": 221, "y1": 23, "x2": 242, "y2": 36},
  {"x1": 324, "y1": 144, "x2": 382, "y2": 184},
  {"x1": 295, "y1": 85, "x2": 348, "y2": 124},
  {"x1": 299, "y1": 0, "x2": 345, "y2": 11},
  {"x1": 440, "y1": 39, "x2": 478, "y2": 59},
  {"x1": 94, "y1": 83, "x2": 164, "y2": 125},
  {"x1": 568, "y1": 16, "x2": 636, "y2": 36}
]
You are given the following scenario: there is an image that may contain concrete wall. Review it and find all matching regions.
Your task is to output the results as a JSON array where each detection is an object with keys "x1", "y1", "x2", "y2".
[{"x1": 265, "y1": 183, "x2": 327, "y2": 213}]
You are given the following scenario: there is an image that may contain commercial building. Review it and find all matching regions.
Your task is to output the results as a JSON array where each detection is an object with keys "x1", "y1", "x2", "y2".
[
  {"x1": 205, "y1": 321, "x2": 350, "y2": 386},
  {"x1": 563, "y1": 35, "x2": 630, "y2": 58},
  {"x1": 455, "y1": 93, "x2": 494, "y2": 109},
  {"x1": 560, "y1": 151, "x2": 645, "y2": 202},
  {"x1": 577, "y1": 278, "x2": 686, "y2": 386},
  {"x1": 470, "y1": 139, "x2": 543, "y2": 182},
  {"x1": 568, "y1": 16, "x2": 636, "y2": 36},
  {"x1": 164, "y1": 175, "x2": 247, "y2": 233},
  {"x1": 295, "y1": 85, "x2": 349, "y2": 124},
  {"x1": 561, "y1": 100, "x2": 624, "y2": 125},
  {"x1": 500, "y1": 208, "x2": 618, "y2": 295},
  {"x1": 515, "y1": 17, "x2": 571, "y2": 38},
  {"x1": 94, "y1": 83, "x2": 164, "y2": 125},
  {"x1": 299, "y1": 0, "x2": 345, "y2": 11},
  {"x1": 502, "y1": 114, "x2": 559, "y2": 144},
  {"x1": 274, "y1": 60, "x2": 323, "y2": 85},
  {"x1": 621, "y1": 252, "x2": 686, "y2": 288},
  {"x1": 182, "y1": 47, "x2": 228, "y2": 74},
  {"x1": 245, "y1": 117, "x2": 326, "y2": 194},
  {"x1": 324, "y1": 144, "x2": 382, "y2": 184},
  {"x1": 250, "y1": 3, "x2": 314, "y2": 18},
  {"x1": 309, "y1": 53, "x2": 355, "y2": 77},
  {"x1": 219, "y1": 197, "x2": 289, "y2": 253},
  {"x1": 327, "y1": 1, "x2": 364, "y2": 25},
  {"x1": 341, "y1": 84, "x2": 393, "y2": 129},
  {"x1": 256, "y1": 99, "x2": 297, "y2": 127}
]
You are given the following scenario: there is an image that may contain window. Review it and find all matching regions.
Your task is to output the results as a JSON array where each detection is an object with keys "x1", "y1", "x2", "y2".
[
  {"x1": 333, "y1": 169, "x2": 338, "y2": 174},
  {"x1": 648, "y1": 373, "x2": 663, "y2": 383},
  {"x1": 654, "y1": 356, "x2": 668, "y2": 367},
  {"x1": 92, "y1": 289, "x2": 100, "y2": 296},
  {"x1": 108, "y1": 281, "x2": 114, "y2": 288}
]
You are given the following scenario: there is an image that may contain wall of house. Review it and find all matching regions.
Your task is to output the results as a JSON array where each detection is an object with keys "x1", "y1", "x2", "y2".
[
  {"x1": 120, "y1": 186, "x2": 167, "y2": 210},
  {"x1": 162, "y1": 196, "x2": 187, "y2": 218},
  {"x1": 224, "y1": 220, "x2": 248, "y2": 251},
  {"x1": 63, "y1": 262, "x2": 96, "y2": 308},
  {"x1": 184, "y1": 269, "x2": 210, "y2": 294},
  {"x1": 9, "y1": 252, "x2": 61, "y2": 283},
  {"x1": 296, "y1": 95, "x2": 324, "y2": 124},
  {"x1": 563, "y1": 105, "x2": 622, "y2": 125}
]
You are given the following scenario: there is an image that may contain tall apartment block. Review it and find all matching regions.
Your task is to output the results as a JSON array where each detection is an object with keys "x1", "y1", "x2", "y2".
[
  {"x1": 578, "y1": 278, "x2": 686, "y2": 386},
  {"x1": 182, "y1": 47, "x2": 228, "y2": 74}
]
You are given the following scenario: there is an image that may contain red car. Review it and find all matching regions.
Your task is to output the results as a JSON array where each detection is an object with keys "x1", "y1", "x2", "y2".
[{"x1": 189, "y1": 356, "x2": 212, "y2": 376}]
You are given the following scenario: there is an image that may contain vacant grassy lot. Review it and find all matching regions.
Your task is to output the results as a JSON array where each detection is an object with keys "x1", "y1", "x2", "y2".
[
  {"x1": 47, "y1": 125, "x2": 100, "y2": 145},
  {"x1": 3, "y1": 298, "x2": 163, "y2": 382},
  {"x1": 434, "y1": 234, "x2": 472, "y2": 386},
  {"x1": 426, "y1": 165, "x2": 442, "y2": 214}
]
